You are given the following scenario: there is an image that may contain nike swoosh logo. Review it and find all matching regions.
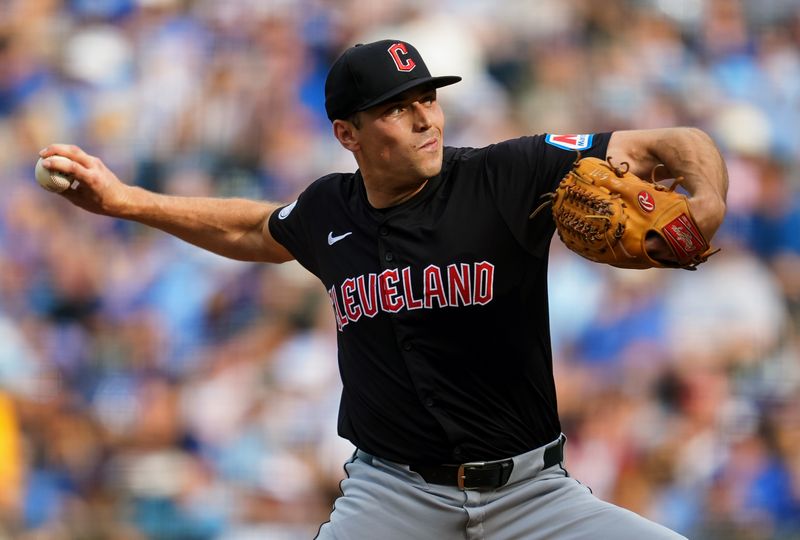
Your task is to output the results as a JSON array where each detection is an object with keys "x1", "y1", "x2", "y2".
[
  {"x1": 278, "y1": 200, "x2": 297, "y2": 220},
  {"x1": 327, "y1": 231, "x2": 353, "y2": 245}
]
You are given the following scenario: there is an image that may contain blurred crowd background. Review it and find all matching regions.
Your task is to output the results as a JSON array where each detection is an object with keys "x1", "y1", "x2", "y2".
[{"x1": 1, "y1": 0, "x2": 799, "y2": 538}]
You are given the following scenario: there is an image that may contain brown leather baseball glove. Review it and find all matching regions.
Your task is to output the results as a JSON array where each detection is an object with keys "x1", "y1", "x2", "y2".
[{"x1": 531, "y1": 156, "x2": 718, "y2": 270}]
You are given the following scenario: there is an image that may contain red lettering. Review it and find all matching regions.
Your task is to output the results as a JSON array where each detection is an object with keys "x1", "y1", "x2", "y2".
[
  {"x1": 424, "y1": 265, "x2": 447, "y2": 309},
  {"x1": 379, "y1": 269, "x2": 404, "y2": 313},
  {"x1": 356, "y1": 274, "x2": 379, "y2": 318},
  {"x1": 402, "y1": 266, "x2": 423, "y2": 310},
  {"x1": 341, "y1": 278, "x2": 362, "y2": 322},
  {"x1": 447, "y1": 263, "x2": 472, "y2": 306},
  {"x1": 473, "y1": 261, "x2": 494, "y2": 305},
  {"x1": 328, "y1": 286, "x2": 348, "y2": 331},
  {"x1": 333, "y1": 261, "x2": 495, "y2": 326}
]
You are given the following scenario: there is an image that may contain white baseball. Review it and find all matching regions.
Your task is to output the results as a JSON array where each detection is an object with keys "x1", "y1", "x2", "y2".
[{"x1": 34, "y1": 155, "x2": 76, "y2": 193}]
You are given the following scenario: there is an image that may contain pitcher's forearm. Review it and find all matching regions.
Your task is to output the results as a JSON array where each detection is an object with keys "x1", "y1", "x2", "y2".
[
  {"x1": 121, "y1": 186, "x2": 285, "y2": 262},
  {"x1": 648, "y1": 128, "x2": 728, "y2": 238},
  {"x1": 647, "y1": 128, "x2": 727, "y2": 199},
  {"x1": 38, "y1": 143, "x2": 293, "y2": 263}
]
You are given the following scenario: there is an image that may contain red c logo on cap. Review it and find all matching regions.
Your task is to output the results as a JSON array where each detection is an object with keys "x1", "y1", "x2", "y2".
[{"x1": 388, "y1": 43, "x2": 416, "y2": 72}]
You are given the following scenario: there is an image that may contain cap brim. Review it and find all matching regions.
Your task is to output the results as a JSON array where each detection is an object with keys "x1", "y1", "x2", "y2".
[{"x1": 356, "y1": 75, "x2": 462, "y2": 113}]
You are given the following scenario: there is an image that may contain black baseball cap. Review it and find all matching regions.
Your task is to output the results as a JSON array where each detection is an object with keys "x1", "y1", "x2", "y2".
[{"x1": 324, "y1": 39, "x2": 462, "y2": 122}]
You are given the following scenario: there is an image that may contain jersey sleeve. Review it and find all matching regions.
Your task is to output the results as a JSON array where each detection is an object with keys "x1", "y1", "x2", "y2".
[
  {"x1": 485, "y1": 132, "x2": 611, "y2": 257},
  {"x1": 268, "y1": 186, "x2": 321, "y2": 277}
]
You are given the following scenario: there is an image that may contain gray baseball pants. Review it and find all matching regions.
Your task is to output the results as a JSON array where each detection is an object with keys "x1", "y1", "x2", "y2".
[{"x1": 315, "y1": 435, "x2": 687, "y2": 540}]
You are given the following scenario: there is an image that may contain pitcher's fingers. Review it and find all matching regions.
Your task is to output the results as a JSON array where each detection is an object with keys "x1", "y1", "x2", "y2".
[
  {"x1": 39, "y1": 143, "x2": 95, "y2": 169},
  {"x1": 40, "y1": 155, "x2": 91, "y2": 181}
]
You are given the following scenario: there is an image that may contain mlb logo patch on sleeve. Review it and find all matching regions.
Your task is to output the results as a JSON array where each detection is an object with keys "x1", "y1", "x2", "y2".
[{"x1": 545, "y1": 134, "x2": 594, "y2": 151}]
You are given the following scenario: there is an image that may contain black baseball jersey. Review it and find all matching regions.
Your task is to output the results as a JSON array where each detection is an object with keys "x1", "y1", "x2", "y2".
[{"x1": 269, "y1": 133, "x2": 611, "y2": 465}]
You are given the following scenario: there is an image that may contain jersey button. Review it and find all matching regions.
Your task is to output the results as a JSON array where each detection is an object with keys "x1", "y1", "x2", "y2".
[
  {"x1": 385, "y1": 252, "x2": 394, "y2": 262},
  {"x1": 402, "y1": 340, "x2": 412, "y2": 351},
  {"x1": 453, "y1": 446, "x2": 463, "y2": 458},
  {"x1": 379, "y1": 226, "x2": 389, "y2": 236},
  {"x1": 424, "y1": 398, "x2": 434, "y2": 408}
]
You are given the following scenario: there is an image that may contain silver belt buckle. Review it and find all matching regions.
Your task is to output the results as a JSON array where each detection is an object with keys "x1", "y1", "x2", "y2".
[{"x1": 457, "y1": 461, "x2": 486, "y2": 490}]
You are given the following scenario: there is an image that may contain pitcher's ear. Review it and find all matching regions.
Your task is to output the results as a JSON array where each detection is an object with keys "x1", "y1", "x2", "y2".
[{"x1": 333, "y1": 118, "x2": 360, "y2": 152}]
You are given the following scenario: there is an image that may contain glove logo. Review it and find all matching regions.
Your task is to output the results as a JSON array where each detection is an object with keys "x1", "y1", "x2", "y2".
[
  {"x1": 662, "y1": 214, "x2": 706, "y2": 259},
  {"x1": 637, "y1": 191, "x2": 655, "y2": 212}
]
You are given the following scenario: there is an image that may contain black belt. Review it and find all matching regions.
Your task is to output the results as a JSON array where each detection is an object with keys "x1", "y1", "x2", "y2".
[{"x1": 410, "y1": 435, "x2": 564, "y2": 490}]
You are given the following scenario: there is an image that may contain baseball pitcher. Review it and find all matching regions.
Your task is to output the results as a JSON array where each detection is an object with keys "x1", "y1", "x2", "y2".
[{"x1": 38, "y1": 39, "x2": 727, "y2": 539}]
